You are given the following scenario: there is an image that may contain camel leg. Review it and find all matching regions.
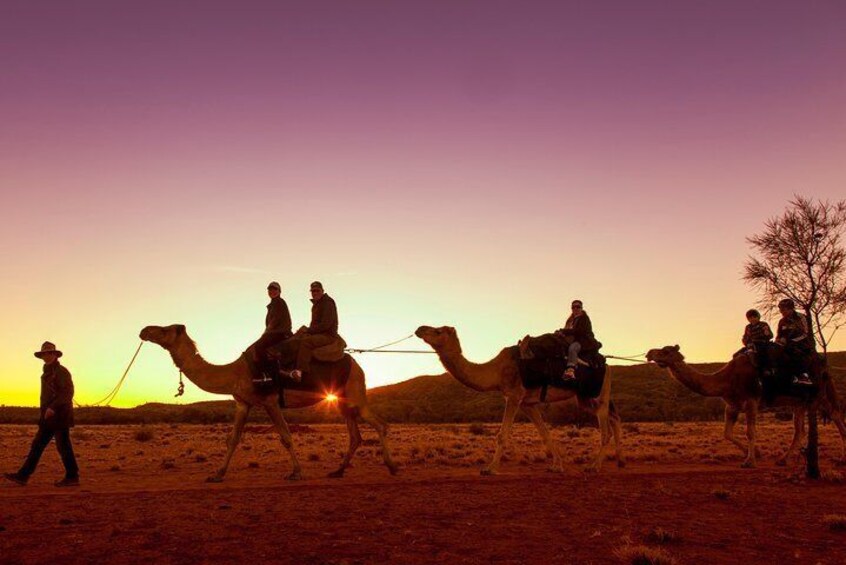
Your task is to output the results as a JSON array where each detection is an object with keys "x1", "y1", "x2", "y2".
[
  {"x1": 832, "y1": 411, "x2": 846, "y2": 463},
  {"x1": 609, "y1": 403, "x2": 626, "y2": 468},
  {"x1": 264, "y1": 403, "x2": 303, "y2": 480},
  {"x1": 522, "y1": 405, "x2": 563, "y2": 472},
  {"x1": 208, "y1": 401, "x2": 250, "y2": 483},
  {"x1": 358, "y1": 406, "x2": 399, "y2": 476},
  {"x1": 778, "y1": 407, "x2": 806, "y2": 466},
  {"x1": 741, "y1": 402, "x2": 758, "y2": 468},
  {"x1": 587, "y1": 401, "x2": 611, "y2": 473},
  {"x1": 329, "y1": 410, "x2": 362, "y2": 478},
  {"x1": 483, "y1": 396, "x2": 521, "y2": 476},
  {"x1": 724, "y1": 405, "x2": 747, "y2": 456}
]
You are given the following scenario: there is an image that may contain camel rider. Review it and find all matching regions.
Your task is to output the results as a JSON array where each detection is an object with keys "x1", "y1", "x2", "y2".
[
  {"x1": 556, "y1": 300, "x2": 600, "y2": 381},
  {"x1": 741, "y1": 309, "x2": 773, "y2": 374},
  {"x1": 253, "y1": 281, "x2": 293, "y2": 376},
  {"x1": 290, "y1": 281, "x2": 338, "y2": 381},
  {"x1": 775, "y1": 298, "x2": 814, "y2": 386}
]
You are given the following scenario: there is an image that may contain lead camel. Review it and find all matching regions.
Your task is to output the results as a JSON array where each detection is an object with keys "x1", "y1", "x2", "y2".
[{"x1": 140, "y1": 324, "x2": 397, "y2": 481}]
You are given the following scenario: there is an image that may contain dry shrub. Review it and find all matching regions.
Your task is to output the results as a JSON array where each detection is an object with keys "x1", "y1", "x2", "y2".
[
  {"x1": 711, "y1": 488, "x2": 731, "y2": 500},
  {"x1": 307, "y1": 453, "x2": 320, "y2": 462},
  {"x1": 645, "y1": 527, "x2": 681, "y2": 544},
  {"x1": 820, "y1": 470, "x2": 844, "y2": 484},
  {"x1": 468, "y1": 423, "x2": 487, "y2": 436},
  {"x1": 160, "y1": 459, "x2": 176, "y2": 470},
  {"x1": 623, "y1": 423, "x2": 640, "y2": 434},
  {"x1": 614, "y1": 544, "x2": 676, "y2": 565},
  {"x1": 133, "y1": 428, "x2": 154, "y2": 442},
  {"x1": 248, "y1": 461, "x2": 259, "y2": 468},
  {"x1": 194, "y1": 454, "x2": 208, "y2": 463},
  {"x1": 823, "y1": 515, "x2": 846, "y2": 532}
]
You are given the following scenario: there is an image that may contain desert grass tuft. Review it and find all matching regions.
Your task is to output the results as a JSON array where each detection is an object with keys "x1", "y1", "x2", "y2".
[
  {"x1": 645, "y1": 527, "x2": 681, "y2": 544},
  {"x1": 133, "y1": 427, "x2": 155, "y2": 442},
  {"x1": 823, "y1": 514, "x2": 846, "y2": 532},
  {"x1": 614, "y1": 544, "x2": 676, "y2": 565}
]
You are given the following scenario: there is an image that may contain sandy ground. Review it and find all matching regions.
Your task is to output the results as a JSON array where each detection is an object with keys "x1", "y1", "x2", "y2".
[{"x1": 1, "y1": 419, "x2": 845, "y2": 564}]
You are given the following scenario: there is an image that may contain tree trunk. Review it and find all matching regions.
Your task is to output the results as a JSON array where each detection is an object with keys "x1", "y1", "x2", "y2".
[{"x1": 807, "y1": 408, "x2": 820, "y2": 479}]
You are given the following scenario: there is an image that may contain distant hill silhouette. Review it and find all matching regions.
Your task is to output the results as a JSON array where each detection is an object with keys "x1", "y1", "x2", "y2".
[{"x1": 2, "y1": 352, "x2": 844, "y2": 425}]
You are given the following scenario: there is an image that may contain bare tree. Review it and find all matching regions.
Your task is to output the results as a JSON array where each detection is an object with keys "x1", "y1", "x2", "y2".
[{"x1": 744, "y1": 196, "x2": 846, "y2": 355}]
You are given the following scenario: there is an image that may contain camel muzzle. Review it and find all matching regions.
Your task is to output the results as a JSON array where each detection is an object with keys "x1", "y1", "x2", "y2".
[{"x1": 414, "y1": 326, "x2": 432, "y2": 337}]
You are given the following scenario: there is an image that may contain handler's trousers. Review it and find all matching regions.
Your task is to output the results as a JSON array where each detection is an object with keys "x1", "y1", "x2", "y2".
[{"x1": 18, "y1": 425, "x2": 79, "y2": 479}]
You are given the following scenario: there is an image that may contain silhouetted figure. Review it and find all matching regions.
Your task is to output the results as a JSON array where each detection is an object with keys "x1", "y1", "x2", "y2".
[
  {"x1": 4, "y1": 342, "x2": 79, "y2": 487},
  {"x1": 290, "y1": 281, "x2": 338, "y2": 380},
  {"x1": 556, "y1": 300, "x2": 600, "y2": 380},
  {"x1": 775, "y1": 298, "x2": 814, "y2": 386},
  {"x1": 252, "y1": 281, "x2": 293, "y2": 377}
]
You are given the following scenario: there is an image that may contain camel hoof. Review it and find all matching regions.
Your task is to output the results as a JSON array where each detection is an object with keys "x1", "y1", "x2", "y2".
[
  {"x1": 740, "y1": 460, "x2": 756, "y2": 469},
  {"x1": 387, "y1": 464, "x2": 399, "y2": 476},
  {"x1": 327, "y1": 469, "x2": 345, "y2": 479},
  {"x1": 775, "y1": 458, "x2": 787, "y2": 467},
  {"x1": 286, "y1": 471, "x2": 303, "y2": 481},
  {"x1": 206, "y1": 475, "x2": 224, "y2": 483},
  {"x1": 480, "y1": 467, "x2": 496, "y2": 476}
]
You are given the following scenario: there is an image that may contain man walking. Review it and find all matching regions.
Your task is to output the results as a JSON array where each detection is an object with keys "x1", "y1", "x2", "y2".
[
  {"x1": 4, "y1": 342, "x2": 79, "y2": 487},
  {"x1": 290, "y1": 281, "x2": 338, "y2": 380}
]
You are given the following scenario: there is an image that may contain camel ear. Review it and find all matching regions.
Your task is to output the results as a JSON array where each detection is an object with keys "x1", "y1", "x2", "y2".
[
  {"x1": 673, "y1": 344, "x2": 680, "y2": 351},
  {"x1": 447, "y1": 327, "x2": 456, "y2": 335},
  {"x1": 175, "y1": 325, "x2": 186, "y2": 334}
]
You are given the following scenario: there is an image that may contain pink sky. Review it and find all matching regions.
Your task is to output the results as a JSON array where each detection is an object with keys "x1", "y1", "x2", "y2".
[{"x1": 1, "y1": 1, "x2": 845, "y2": 406}]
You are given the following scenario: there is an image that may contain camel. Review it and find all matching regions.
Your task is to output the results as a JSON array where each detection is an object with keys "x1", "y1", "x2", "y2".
[
  {"x1": 139, "y1": 324, "x2": 397, "y2": 481},
  {"x1": 415, "y1": 326, "x2": 624, "y2": 474},
  {"x1": 646, "y1": 345, "x2": 846, "y2": 468}
]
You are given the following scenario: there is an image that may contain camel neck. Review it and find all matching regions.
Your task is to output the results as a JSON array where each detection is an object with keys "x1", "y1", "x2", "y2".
[
  {"x1": 437, "y1": 348, "x2": 503, "y2": 393},
  {"x1": 667, "y1": 359, "x2": 732, "y2": 398},
  {"x1": 169, "y1": 337, "x2": 237, "y2": 395}
]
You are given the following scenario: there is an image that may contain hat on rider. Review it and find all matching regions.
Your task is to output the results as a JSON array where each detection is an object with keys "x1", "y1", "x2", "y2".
[
  {"x1": 746, "y1": 309, "x2": 761, "y2": 318},
  {"x1": 778, "y1": 298, "x2": 795, "y2": 310},
  {"x1": 310, "y1": 281, "x2": 324, "y2": 291},
  {"x1": 267, "y1": 281, "x2": 281, "y2": 291}
]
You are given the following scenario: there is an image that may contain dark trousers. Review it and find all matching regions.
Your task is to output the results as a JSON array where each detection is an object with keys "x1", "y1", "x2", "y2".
[
  {"x1": 18, "y1": 426, "x2": 79, "y2": 479},
  {"x1": 295, "y1": 334, "x2": 336, "y2": 374},
  {"x1": 253, "y1": 332, "x2": 292, "y2": 361}
]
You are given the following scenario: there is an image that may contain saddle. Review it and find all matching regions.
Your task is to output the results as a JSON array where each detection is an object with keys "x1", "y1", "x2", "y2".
[
  {"x1": 513, "y1": 334, "x2": 606, "y2": 401},
  {"x1": 740, "y1": 344, "x2": 821, "y2": 406},
  {"x1": 245, "y1": 335, "x2": 350, "y2": 399}
]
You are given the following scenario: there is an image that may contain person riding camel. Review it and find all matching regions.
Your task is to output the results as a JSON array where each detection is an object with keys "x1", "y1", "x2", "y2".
[
  {"x1": 775, "y1": 298, "x2": 814, "y2": 386},
  {"x1": 290, "y1": 281, "x2": 338, "y2": 381},
  {"x1": 555, "y1": 299, "x2": 600, "y2": 381},
  {"x1": 252, "y1": 281, "x2": 293, "y2": 378},
  {"x1": 741, "y1": 308, "x2": 773, "y2": 374}
]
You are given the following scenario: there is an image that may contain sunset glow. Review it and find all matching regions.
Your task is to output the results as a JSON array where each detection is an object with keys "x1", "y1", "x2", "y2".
[{"x1": 2, "y1": 1, "x2": 845, "y2": 408}]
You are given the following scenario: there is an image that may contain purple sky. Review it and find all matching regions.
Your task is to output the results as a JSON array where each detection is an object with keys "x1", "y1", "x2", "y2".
[{"x1": 2, "y1": 1, "x2": 845, "y2": 405}]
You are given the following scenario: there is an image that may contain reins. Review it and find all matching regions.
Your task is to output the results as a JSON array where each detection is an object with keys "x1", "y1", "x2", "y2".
[
  {"x1": 74, "y1": 342, "x2": 145, "y2": 408},
  {"x1": 345, "y1": 333, "x2": 436, "y2": 355}
]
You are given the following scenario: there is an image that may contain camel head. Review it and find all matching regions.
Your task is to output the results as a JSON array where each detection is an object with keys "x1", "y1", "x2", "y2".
[
  {"x1": 415, "y1": 325, "x2": 461, "y2": 355},
  {"x1": 140, "y1": 324, "x2": 187, "y2": 350},
  {"x1": 646, "y1": 345, "x2": 684, "y2": 368}
]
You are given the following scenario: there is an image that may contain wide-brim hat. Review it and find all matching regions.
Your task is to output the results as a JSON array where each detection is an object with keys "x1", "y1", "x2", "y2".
[{"x1": 34, "y1": 341, "x2": 63, "y2": 359}]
